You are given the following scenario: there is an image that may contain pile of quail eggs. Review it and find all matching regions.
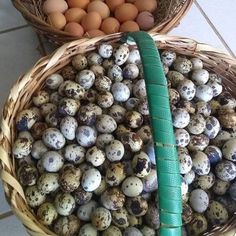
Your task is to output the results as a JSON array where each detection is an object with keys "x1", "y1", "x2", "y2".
[{"x1": 13, "y1": 41, "x2": 236, "y2": 236}]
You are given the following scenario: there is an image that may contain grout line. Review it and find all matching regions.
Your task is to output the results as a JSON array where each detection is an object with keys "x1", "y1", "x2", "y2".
[
  {"x1": 0, "y1": 24, "x2": 29, "y2": 35},
  {"x1": 195, "y1": 0, "x2": 235, "y2": 57},
  {"x1": 0, "y1": 210, "x2": 13, "y2": 220}
]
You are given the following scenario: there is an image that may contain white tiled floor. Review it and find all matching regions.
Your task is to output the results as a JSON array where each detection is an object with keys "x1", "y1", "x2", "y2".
[{"x1": 0, "y1": 0, "x2": 236, "y2": 235}]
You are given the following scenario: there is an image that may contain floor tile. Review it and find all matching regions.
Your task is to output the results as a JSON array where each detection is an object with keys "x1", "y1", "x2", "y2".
[
  {"x1": 196, "y1": 0, "x2": 236, "y2": 56},
  {"x1": 0, "y1": 0, "x2": 27, "y2": 31},
  {"x1": 0, "y1": 180, "x2": 10, "y2": 213},
  {"x1": 0, "y1": 215, "x2": 26, "y2": 235},
  {"x1": 0, "y1": 27, "x2": 41, "y2": 110},
  {"x1": 170, "y1": 3, "x2": 228, "y2": 54}
]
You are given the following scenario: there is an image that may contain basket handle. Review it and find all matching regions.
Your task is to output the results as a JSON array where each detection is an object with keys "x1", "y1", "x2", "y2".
[{"x1": 125, "y1": 31, "x2": 182, "y2": 236}]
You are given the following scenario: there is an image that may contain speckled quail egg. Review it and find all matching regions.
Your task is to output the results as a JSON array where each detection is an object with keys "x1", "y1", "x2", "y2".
[
  {"x1": 183, "y1": 169, "x2": 195, "y2": 185},
  {"x1": 115, "y1": 124, "x2": 131, "y2": 139},
  {"x1": 127, "y1": 214, "x2": 142, "y2": 227},
  {"x1": 81, "y1": 168, "x2": 101, "y2": 192},
  {"x1": 193, "y1": 172, "x2": 215, "y2": 190},
  {"x1": 18, "y1": 131, "x2": 34, "y2": 142},
  {"x1": 111, "y1": 82, "x2": 130, "y2": 102},
  {"x1": 125, "y1": 196, "x2": 148, "y2": 217},
  {"x1": 98, "y1": 44, "x2": 113, "y2": 58},
  {"x1": 41, "y1": 103, "x2": 57, "y2": 117},
  {"x1": 132, "y1": 152, "x2": 151, "y2": 178},
  {"x1": 17, "y1": 164, "x2": 38, "y2": 186},
  {"x1": 188, "y1": 134, "x2": 209, "y2": 151},
  {"x1": 161, "y1": 50, "x2": 176, "y2": 66},
  {"x1": 58, "y1": 98, "x2": 80, "y2": 116},
  {"x1": 123, "y1": 226, "x2": 143, "y2": 236},
  {"x1": 169, "y1": 88, "x2": 180, "y2": 105},
  {"x1": 108, "y1": 105, "x2": 126, "y2": 124},
  {"x1": 177, "y1": 79, "x2": 196, "y2": 101},
  {"x1": 25, "y1": 185, "x2": 46, "y2": 207},
  {"x1": 192, "y1": 151, "x2": 210, "y2": 175},
  {"x1": 181, "y1": 176, "x2": 189, "y2": 202},
  {"x1": 213, "y1": 178, "x2": 230, "y2": 195},
  {"x1": 37, "y1": 173, "x2": 59, "y2": 194},
  {"x1": 96, "y1": 134, "x2": 115, "y2": 150},
  {"x1": 190, "y1": 58, "x2": 203, "y2": 70},
  {"x1": 105, "y1": 140, "x2": 124, "y2": 162},
  {"x1": 207, "y1": 80, "x2": 223, "y2": 97},
  {"x1": 175, "y1": 128, "x2": 190, "y2": 147},
  {"x1": 77, "y1": 200, "x2": 98, "y2": 221},
  {"x1": 74, "y1": 186, "x2": 93, "y2": 205},
  {"x1": 176, "y1": 100, "x2": 196, "y2": 114},
  {"x1": 45, "y1": 111, "x2": 61, "y2": 127},
  {"x1": 144, "y1": 202, "x2": 160, "y2": 229},
  {"x1": 222, "y1": 138, "x2": 236, "y2": 161},
  {"x1": 16, "y1": 109, "x2": 39, "y2": 131},
  {"x1": 60, "y1": 116, "x2": 78, "y2": 140},
  {"x1": 137, "y1": 98, "x2": 149, "y2": 116},
  {"x1": 54, "y1": 192, "x2": 76, "y2": 216},
  {"x1": 216, "y1": 195, "x2": 236, "y2": 216},
  {"x1": 142, "y1": 169, "x2": 157, "y2": 193},
  {"x1": 215, "y1": 160, "x2": 236, "y2": 181},
  {"x1": 179, "y1": 152, "x2": 192, "y2": 174},
  {"x1": 167, "y1": 70, "x2": 185, "y2": 88},
  {"x1": 217, "y1": 91, "x2": 236, "y2": 109},
  {"x1": 211, "y1": 130, "x2": 232, "y2": 148},
  {"x1": 86, "y1": 146, "x2": 105, "y2": 167},
  {"x1": 107, "y1": 65, "x2": 123, "y2": 82},
  {"x1": 186, "y1": 213, "x2": 208, "y2": 236},
  {"x1": 90, "y1": 64, "x2": 105, "y2": 77},
  {"x1": 124, "y1": 111, "x2": 143, "y2": 129},
  {"x1": 101, "y1": 187, "x2": 125, "y2": 210},
  {"x1": 75, "y1": 70, "x2": 95, "y2": 90},
  {"x1": 97, "y1": 91, "x2": 114, "y2": 108},
  {"x1": 144, "y1": 140, "x2": 156, "y2": 165},
  {"x1": 63, "y1": 144, "x2": 85, "y2": 165},
  {"x1": 37, "y1": 202, "x2": 58, "y2": 226},
  {"x1": 189, "y1": 189, "x2": 209, "y2": 213},
  {"x1": 84, "y1": 89, "x2": 97, "y2": 103},
  {"x1": 191, "y1": 69, "x2": 209, "y2": 85},
  {"x1": 102, "y1": 225, "x2": 122, "y2": 236},
  {"x1": 125, "y1": 98, "x2": 139, "y2": 111},
  {"x1": 41, "y1": 151, "x2": 64, "y2": 172},
  {"x1": 59, "y1": 166, "x2": 81, "y2": 192},
  {"x1": 91, "y1": 207, "x2": 112, "y2": 231},
  {"x1": 105, "y1": 161, "x2": 125, "y2": 185},
  {"x1": 133, "y1": 79, "x2": 146, "y2": 98},
  {"x1": 173, "y1": 57, "x2": 192, "y2": 74},
  {"x1": 123, "y1": 64, "x2": 139, "y2": 80},
  {"x1": 94, "y1": 76, "x2": 112, "y2": 92},
  {"x1": 42, "y1": 128, "x2": 66, "y2": 150},
  {"x1": 76, "y1": 126, "x2": 97, "y2": 148},
  {"x1": 94, "y1": 177, "x2": 108, "y2": 196},
  {"x1": 54, "y1": 215, "x2": 80, "y2": 236},
  {"x1": 102, "y1": 58, "x2": 114, "y2": 69},
  {"x1": 137, "y1": 125, "x2": 152, "y2": 144},
  {"x1": 72, "y1": 54, "x2": 87, "y2": 70},
  {"x1": 12, "y1": 137, "x2": 32, "y2": 159},
  {"x1": 127, "y1": 49, "x2": 141, "y2": 64},
  {"x1": 76, "y1": 105, "x2": 97, "y2": 126},
  {"x1": 182, "y1": 203, "x2": 193, "y2": 224},
  {"x1": 96, "y1": 114, "x2": 117, "y2": 134},
  {"x1": 195, "y1": 85, "x2": 214, "y2": 102},
  {"x1": 113, "y1": 44, "x2": 129, "y2": 66},
  {"x1": 204, "y1": 116, "x2": 220, "y2": 139},
  {"x1": 121, "y1": 176, "x2": 143, "y2": 197},
  {"x1": 86, "y1": 103, "x2": 102, "y2": 116},
  {"x1": 172, "y1": 108, "x2": 190, "y2": 128},
  {"x1": 46, "y1": 73, "x2": 64, "y2": 90},
  {"x1": 78, "y1": 223, "x2": 97, "y2": 236},
  {"x1": 50, "y1": 91, "x2": 63, "y2": 105},
  {"x1": 120, "y1": 132, "x2": 143, "y2": 153},
  {"x1": 187, "y1": 114, "x2": 206, "y2": 135},
  {"x1": 111, "y1": 208, "x2": 129, "y2": 229},
  {"x1": 87, "y1": 52, "x2": 103, "y2": 66},
  {"x1": 206, "y1": 200, "x2": 229, "y2": 225},
  {"x1": 195, "y1": 101, "x2": 211, "y2": 117},
  {"x1": 32, "y1": 90, "x2": 50, "y2": 107}
]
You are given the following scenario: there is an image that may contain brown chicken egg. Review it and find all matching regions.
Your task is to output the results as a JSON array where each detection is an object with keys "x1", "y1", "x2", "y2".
[
  {"x1": 87, "y1": 1, "x2": 110, "y2": 19},
  {"x1": 47, "y1": 12, "x2": 66, "y2": 30},
  {"x1": 85, "y1": 30, "x2": 106, "y2": 37},
  {"x1": 67, "y1": 0, "x2": 90, "y2": 9},
  {"x1": 136, "y1": 11, "x2": 155, "y2": 30},
  {"x1": 81, "y1": 12, "x2": 102, "y2": 31},
  {"x1": 43, "y1": 0, "x2": 68, "y2": 15},
  {"x1": 115, "y1": 3, "x2": 138, "y2": 22},
  {"x1": 120, "y1": 21, "x2": 140, "y2": 32},
  {"x1": 101, "y1": 17, "x2": 120, "y2": 34},
  {"x1": 64, "y1": 8, "x2": 86, "y2": 23},
  {"x1": 105, "y1": 0, "x2": 125, "y2": 12},
  {"x1": 64, "y1": 22, "x2": 84, "y2": 36},
  {"x1": 134, "y1": 0, "x2": 157, "y2": 13}
]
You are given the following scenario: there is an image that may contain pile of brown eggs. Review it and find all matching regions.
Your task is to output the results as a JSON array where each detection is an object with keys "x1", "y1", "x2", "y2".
[
  {"x1": 13, "y1": 41, "x2": 236, "y2": 236},
  {"x1": 42, "y1": 0, "x2": 157, "y2": 37}
]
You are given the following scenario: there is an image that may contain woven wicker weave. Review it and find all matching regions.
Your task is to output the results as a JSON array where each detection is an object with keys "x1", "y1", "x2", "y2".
[
  {"x1": 0, "y1": 33, "x2": 236, "y2": 235},
  {"x1": 11, "y1": 0, "x2": 193, "y2": 45}
]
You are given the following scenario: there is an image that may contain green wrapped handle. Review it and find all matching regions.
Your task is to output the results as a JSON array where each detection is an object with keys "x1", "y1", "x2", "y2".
[{"x1": 124, "y1": 32, "x2": 182, "y2": 236}]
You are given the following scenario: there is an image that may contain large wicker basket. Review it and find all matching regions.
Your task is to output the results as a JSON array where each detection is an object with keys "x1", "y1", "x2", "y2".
[
  {"x1": 1, "y1": 32, "x2": 236, "y2": 236},
  {"x1": 11, "y1": 0, "x2": 193, "y2": 45}
]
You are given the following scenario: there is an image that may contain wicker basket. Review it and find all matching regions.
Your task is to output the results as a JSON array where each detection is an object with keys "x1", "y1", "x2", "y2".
[
  {"x1": 1, "y1": 32, "x2": 236, "y2": 236},
  {"x1": 11, "y1": 0, "x2": 193, "y2": 45}
]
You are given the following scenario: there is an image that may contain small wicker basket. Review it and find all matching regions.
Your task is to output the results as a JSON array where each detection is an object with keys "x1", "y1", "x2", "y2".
[
  {"x1": 11, "y1": 0, "x2": 193, "y2": 45},
  {"x1": 1, "y1": 33, "x2": 236, "y2": 236}
]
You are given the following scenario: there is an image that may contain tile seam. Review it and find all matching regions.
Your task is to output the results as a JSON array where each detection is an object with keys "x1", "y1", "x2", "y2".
[{"x1": 0, "y1": 24, "x2": 29, "y2": 35}]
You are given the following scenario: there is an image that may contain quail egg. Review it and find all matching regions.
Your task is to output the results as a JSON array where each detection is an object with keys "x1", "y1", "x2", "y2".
[
  {"x1": 215, "y1": 160, "x2": 236, "y2": 181},
  {"x1": 17, "y1": 164, "x2": 38, "y2": 186},
  {"x1": 204, "y1": 116, "x2": 220, "y2": 139},
  {"x1": 113, "y1": 44, "x2": 129, "y2": 66},
  {"x1": 123, "y1": 64, "x2": 139, "y2": 80},
  {"x1": 111, "y1": 82, "x2": 130, "y2": 102},
  {"x1": 137, "y1": 125, "x2": 152, "y2": 144},
  {"x1": 207, "y1": 79, "x2": 223, "y2": 97},
  {"x1": 32, "y1": 90, "x2": 50, "y2": 107},
  {"x1": 58, "y1": 98, "x2": 80, "y2": 116},
  {"x1": 213, "y1": 178, "x2": 230, "y2": 195},
  {"x1": 112, "y1": 208, "x2": 129, "y2": 229},
  {"x1": 183, "y1": 169, "x2": 195, "y2": 185},
  {"x1": 167, "y1": 70, "x2": 185, "y2": 88},
  {"x1": 37, "y1": 173, "x2": 59, "y2": 194},
  {"x1": 98, "y1": 43, "x2": 113, "y2": 58},
  {"x1": 175, "y1": 128, "x2": 190, "y2": 147},
  {"x1": 179, "y1": 152, "x2": 192, "y2": 174},
  {"x1": 125, "y1": 196, "x2": 148, "y2": 217},
  {"x1": 25, "y1": 185, "x2": 46, "y2": 207},
  {"x1": 105, "y1": 140, "x2": 124, "y2": 162},
  {"x1": 91, "y1": 207, "x2": 112, "y2": 231},
  {"x1": 12, "y1": 137, "x2": 32, "y2": 159},
  {"x1": 189, "y1": 189, "x2": 209, "y2": 213},
  {"x1": 161, "y1": 50, "x2": 176, "y2": 66},
  {"x1": 81, "y1": 168, "x2": 101, "y2": 192},
  {"x1": 127, "y1": 49, "x2": 141, "y2": 64},
  {"x1": 192, "y1": 151, "x2": 210, "y2": 175},
  {"x1": 140, "y1": 226, "x2": 156, "y2": 236},
  {"x1": 76, "y1": 126, "x2": 97, "y2": 147},
  {"x1": 60, "y1": 116, "x2": 78, "y2": 140},
  {"x1": 195, "y1": 101, "x2": 211, "y2": 117},
  {"x1": 46, "y1": 73, "x2": 64, "y2": 90},
  {"x1": 177, "y1": 79, "x2": 196, "y2": 101},
  {"x1": 105, "y1": 162, "x2": 126, "y2": 186},
  {"x1": 191, "y1": 69, "x2": 209, "y2": 85},
  {"x1": 96, "y1": 134, "x2": 115, "y2": 149},
  {"x1": 120, "y1": 132, "x2": 143, "y2": 153},
  {"x1": 41, "y1": 151, "x2": 64, "y2": 172},
  {"x1": 77, "y1": 200, "x2": 98, "y2": 221},
  {"x1": 188, "y1": 134, "x2": 209, "y2": 151},
  {"x1": 75, "y1": 69, "x2": 95, "y2": 90},
  {"x1": 204, "y1": 145, "x2": 222, "y2": 165},
  {"x1": 195, "y1": 85, "x2": 214, "y2": 102},
  {"x1": 94, "y1": 76, "x2": 112, "y2": 92},
  {"x1": 42, "y1": 128, "x2": 65, "y2": 150},
  {"x1": 187, "y1": 114, "x2": 206, "y2": 135},
  {"x1": 125, "y1": 111, "x2": 143, "y2": 129},
  {"x1": 74, "y1": 186, "x2": 93, "y2": 205},
  {"x1": 102, "y1": 225, "x2": 122, "y2": 236},
  {"x1": 125, "y1": 98, "x2": 139, "y2": 111},
  {"x1": 186, "y1": 213, "x2": 208, "y2": 236},
  {"x1": 63, "y1": 144, "x2": 86, "y2": 165},
  {"x1": 123, "y1": 226, "x2": 143, "y2": 236},
  {"x1": 16, "y1": 109, "x2": 39, "y2": 131},
  {"x1": 144, "y1": 202, "x2": 160, "y2": 229},
  {"x1": 193, "y1": 172, "x2": 215, "y2": 190},
  {"x1": 133, "y1": 79, "x2": 146, "y2": 98},
  {"x1": 173, "y1": 57, "x2": 192, "y2": 74},
  {"x1": 132, "y1": 152, "x2": 151, "y2": 178},
  {"x1": 72, "y1": 54, "x2": 87, "y2": 70},
  {"x1": 121, "y1": 176, "x2": 143, "y2": 197},
  {"x1": 222, "y1": 138, "x2": 236, "y2": 161},
  {"x1": 37, "y1": 202, "x2": 58, "y2": 226},
  {"x1": 172, "y1": 108, "x2": 190, "y2": 128},
  {"x1": 190, "y1": 58, "x2": 203, "y2": 70},
  {"x1": 107, "y1": 65, "x2": 123, "y2": 82}
]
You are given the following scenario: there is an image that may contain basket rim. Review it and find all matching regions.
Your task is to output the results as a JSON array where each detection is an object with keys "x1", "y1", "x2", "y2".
[
  {"x1": 1, "y1": 32, "x2": 236, "y2": 236},
  {"x1": 11, "y1": 0, "x2": 194, "y2": 43}
]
